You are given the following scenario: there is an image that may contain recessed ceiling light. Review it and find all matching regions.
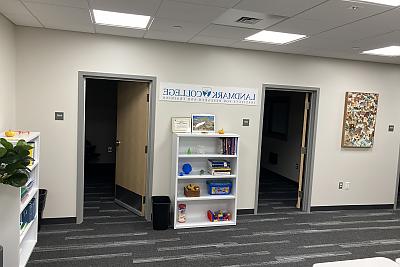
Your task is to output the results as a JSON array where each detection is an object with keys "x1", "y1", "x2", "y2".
[
  {"x1": 344, "y1": 0, "x2": 400, "y2": 6},
  {"x1": 244, "y1": 30, "x2": 307, "y2": 45},
  {"x1": 362, "y1": 46, "x2": 400, "y2": 56},
  {"x1": 92, "y1": 9, "x2": 152, "y2": 30}
]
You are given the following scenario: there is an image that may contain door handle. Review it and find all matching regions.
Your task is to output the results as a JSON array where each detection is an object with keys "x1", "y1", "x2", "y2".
[{"x1": 116, "y1": 140, "x2": 121, "y2": 146}]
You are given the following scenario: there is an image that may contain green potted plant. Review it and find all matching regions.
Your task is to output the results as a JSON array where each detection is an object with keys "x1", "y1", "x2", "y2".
[{"x1": 0, "y1": 138, "x2": 33, "y2": 187}]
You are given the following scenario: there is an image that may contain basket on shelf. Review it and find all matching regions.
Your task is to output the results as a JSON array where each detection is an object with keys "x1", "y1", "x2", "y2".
[{"x1": 184, "y1": 184, "x2": 200, "y2": 197}]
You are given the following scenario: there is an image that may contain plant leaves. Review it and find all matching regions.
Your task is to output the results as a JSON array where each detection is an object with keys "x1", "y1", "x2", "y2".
[
  {"x1": 0, "y1": 147, "x2": 6, "y2": 158},
  {"x1": 8, "y1": 172, "x2": 28, "y2": 187},
  {"x1": 0, "y1": 138, "x2": 13, "y2": 150}
]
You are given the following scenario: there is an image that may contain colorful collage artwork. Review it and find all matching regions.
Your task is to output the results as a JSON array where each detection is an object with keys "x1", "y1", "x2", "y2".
[{"x1": 341, "y1": 92, "x2": 379, "y2": 148}]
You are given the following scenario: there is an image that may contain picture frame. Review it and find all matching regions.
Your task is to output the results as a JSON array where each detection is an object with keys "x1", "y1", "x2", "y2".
[
  {"x1": 191, "y1": 114, "x2": 215, "y2": 133},
  {"x1": 171, "y1": 117, "x2": 192, "y2": 133}
]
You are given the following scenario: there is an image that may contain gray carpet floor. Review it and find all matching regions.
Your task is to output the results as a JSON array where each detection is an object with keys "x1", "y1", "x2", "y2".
[{"x1": 27, "y1": 173, "x2": 400, "y2": 266}]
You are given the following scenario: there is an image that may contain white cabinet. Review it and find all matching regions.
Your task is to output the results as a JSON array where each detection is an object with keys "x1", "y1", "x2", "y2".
[
  {"x1": 171, "y1": 133, "x2": 239, "y2": 229},
  {"x1": 0, "y1": 132, "x2": 40, "y2": 267}
]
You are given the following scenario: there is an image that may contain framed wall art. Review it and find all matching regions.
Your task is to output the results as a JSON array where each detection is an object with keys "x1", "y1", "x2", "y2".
[
  {"x1": 191, "y1": 114, "x2": 215, "y2": 133},
  {"x1": 171, "y1": 117, "x2": 191, "y2": 133},
  {"x1": 341, "y1": 92, "x2": 379, "y2": 148}
]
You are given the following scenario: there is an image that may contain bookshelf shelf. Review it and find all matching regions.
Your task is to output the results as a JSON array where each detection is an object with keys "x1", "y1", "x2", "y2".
[
  {"x1": 0, "y1": 132, "x2": 40, "y2": 267},
  {"x1": 171, "y1": 133, "x2": 239, "y2": 229}
]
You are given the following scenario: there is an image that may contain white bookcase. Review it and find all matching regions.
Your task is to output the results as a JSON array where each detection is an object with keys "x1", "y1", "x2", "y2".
[
  {"x1": 171, "y1": 133, "x2": 239, "y2": 229},
  {"x1": 0, "y1": 132, "x2": 40, "y2": 267}
]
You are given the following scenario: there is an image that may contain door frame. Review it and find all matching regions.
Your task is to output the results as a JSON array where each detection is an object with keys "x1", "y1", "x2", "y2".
[
  {"x1": 393, "y1": 145, "x2": 400, "y2": 210},
  {"x1": 77, "y1": 71, "x2": 157, "y2": 223},
  {"x1": 255, "y1": 84, "x2": 320, "y2": 213}
]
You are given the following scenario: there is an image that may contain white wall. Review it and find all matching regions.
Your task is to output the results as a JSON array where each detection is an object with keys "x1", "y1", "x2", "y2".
[
  {"x1": 261, "y1": 91, "x2": 305, "y2": 182},
  {"x1": 0, "y1": 14, "x2": 15, "y2": 130},
  {"x1": 15, "y1": 27, "x2": 400, "y2": 218}
]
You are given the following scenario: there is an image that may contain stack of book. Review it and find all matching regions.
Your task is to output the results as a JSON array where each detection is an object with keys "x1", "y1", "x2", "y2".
[
  {"x1": 20, "y1": 180, "x2": 34, "y2": 200},
  {"x1": 208, "y1": 159, "x2": 231, "y2": 175},
  {"x1": 20, "y1": 198, "x2": 36, "y2": 230},
  {"x1": 221, "y1": 137, "x2": 237, "y2": 155}
]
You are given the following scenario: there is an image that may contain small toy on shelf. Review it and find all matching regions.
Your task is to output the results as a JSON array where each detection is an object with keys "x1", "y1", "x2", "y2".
[
  {"x1": 182, "y1": 163, "x2": 192, "y2": 175},
  {"x1": 184, "y1": 184, "x2": 200, "y2": 197},
  {"x1": 199, "y1": 169, "x2": 205, "y2": 175},
  {"x1": 178, "y1": 203, "x2": 186, "y2": 223},
  {"x1": 218, "y1": 128, "x2": 225, "y2": 134},
  {"x1": 207, "y1": 209, "x2": 232, "y2": 222},
  {"x1": 186, "y1": 147, "x2": 192, "y2": 154}
]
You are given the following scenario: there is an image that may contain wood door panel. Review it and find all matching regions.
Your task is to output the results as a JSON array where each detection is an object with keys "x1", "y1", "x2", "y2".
[{"x1": 116, "y1": 81, "x2": 149, "y2": 198}]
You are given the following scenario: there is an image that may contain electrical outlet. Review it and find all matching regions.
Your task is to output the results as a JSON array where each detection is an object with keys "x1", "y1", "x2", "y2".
[
  {"x1": 295, "y1": 163, "x2": 299, "y2": 170},
  {"x1": 107, "y1": 146, "x2": 113, "y2": 153},
  {"x1": 344, "y1": 182, "x2": 350, "y2": 190},
  {"x1": 338, "y1": 182, "x2": 343, "y2": 190}
]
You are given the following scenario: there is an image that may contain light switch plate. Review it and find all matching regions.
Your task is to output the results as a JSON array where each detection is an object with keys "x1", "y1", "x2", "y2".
[
  {"x1": 388, "y1": 125, "x2": 395, "y2": 132},
  {"x1": 242, "y1": 118, "x2": 250, "y2": 127},
  {"x1": 55, "y1": 112, "x2": 64, "y2": 121}
]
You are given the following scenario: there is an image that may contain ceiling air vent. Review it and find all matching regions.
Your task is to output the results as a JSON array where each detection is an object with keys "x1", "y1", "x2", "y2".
[{"x1": 235, "y1": 16, "x2": 262, "y2": 25}]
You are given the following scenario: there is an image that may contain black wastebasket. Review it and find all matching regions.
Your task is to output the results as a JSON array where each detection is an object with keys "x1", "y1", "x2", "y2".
[
  {"x1": 38, "y1": 189, "x2": 48, "y2": 231},
  {"x1": 0, "y1": 245, "x2": 3, "y2": 267},
  {"x1": 151, "y1": 196, "x2": 170, "y2": 230}
]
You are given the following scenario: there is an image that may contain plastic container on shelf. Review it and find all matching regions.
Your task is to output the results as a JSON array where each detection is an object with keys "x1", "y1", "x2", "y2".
[{"x1": 207, "y1": 180, "x2": 232, "y2": 195}]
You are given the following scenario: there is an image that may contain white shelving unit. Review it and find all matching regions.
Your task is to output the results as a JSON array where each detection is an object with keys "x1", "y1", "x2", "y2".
[
  {"x1": 0, "y1": 132, "x2": 40, "y2": 267},
  {"x1": 171, "y1": 133, "x2": 239, "y2": 229}
]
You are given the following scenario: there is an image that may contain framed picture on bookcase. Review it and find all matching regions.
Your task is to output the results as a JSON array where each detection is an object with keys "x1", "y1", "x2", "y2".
[{"x1": 191, "y1": 114, "x2": 215, "y2": 133}]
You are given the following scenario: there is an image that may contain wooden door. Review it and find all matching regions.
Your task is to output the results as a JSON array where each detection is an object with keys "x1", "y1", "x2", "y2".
[
  {"x1": 115, "y1": 81, "x2": 149, "y2": 216},
  {"x1": 296, "y1": 93, "x2": 310, "y2": 209}
]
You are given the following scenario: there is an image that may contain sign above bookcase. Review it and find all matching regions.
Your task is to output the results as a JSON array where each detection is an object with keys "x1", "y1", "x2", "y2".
[{"x1": 160, "y1": 82, "x2": 259, "y2": 106}]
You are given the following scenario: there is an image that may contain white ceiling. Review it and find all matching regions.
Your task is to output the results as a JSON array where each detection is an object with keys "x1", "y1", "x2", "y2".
[{"x1": 1, "y1": 0, "x2": 400, "y2": 64}]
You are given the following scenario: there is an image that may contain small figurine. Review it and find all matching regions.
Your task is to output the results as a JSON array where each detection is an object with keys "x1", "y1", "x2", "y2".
[
  {"x1": 199, "y1": 169, "x2": 205, "y2": 175},
  {"x1": 218, "y1": 128, "x2": 225, "y2": 134},
  {"x1": 187, "y1": 147, "x2": 192, "y2": 154}
]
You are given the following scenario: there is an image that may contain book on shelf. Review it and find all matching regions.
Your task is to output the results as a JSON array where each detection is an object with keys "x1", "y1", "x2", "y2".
[
  {"x1": 20, "y1": 198, "x2": 36, "y2": 230},
  {"x1": 220, "y1": 137, "x2": 237, "y2": 155}
]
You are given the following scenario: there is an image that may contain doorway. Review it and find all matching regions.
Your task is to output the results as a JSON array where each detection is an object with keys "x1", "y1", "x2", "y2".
[
  {"x1": 77, "y1": 72, "x2": 156, "y2": 224},
  {"x1": 255, "y1": 84, "x2": 319, "y2": 213}
]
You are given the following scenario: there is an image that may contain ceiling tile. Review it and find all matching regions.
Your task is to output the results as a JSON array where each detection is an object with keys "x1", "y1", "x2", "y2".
[
  {"x1": 0, "y1": 0, "x2": 42, "y2": 27},
  {"x1": 171, "y1": 0, "x2": 240, "y2": 8},
  {"x1": 22, "y1": 0, "x2": 88, "y2": 9},
  {"x1": 89, "y1": 0, "x2": 162, "y2": 16},
  {"x1": 189, "y1": 35, "x2": 237, "y2": 46},
  {"x1": 353, "y1": 30, "x2": 400, "y2": 50},
  {"x1": 298, "y1": 0, "x2": 392, "y2": 27},
  {"x1": 95, "y1": 25, "x2": 146, "y2": 38},
  {"x1": 198, "y1": 24, "x2": 258, "y2": 40},
  {"x1": 234, "y1": 0, "x2": 327, "y2": 17},
  {"x1": 268, "y1": 17, "x2": 336, "y2": 35},
  {"x1": 149, "y1": 17, "x2": 207, "y2": 35},
  {"x1": 25, "y1": 2, "x2": 94, "y2": 32},
  {"x1": 145, "y1": 29, "x2": 196, "y2": 42},
  {"x1": 156, "y1": 0, "x2": 227, "y2": 23},
  {"x1": 2, "y1": 12, "x2": 42, "y2": 27},
  {"x1": 213, "y1": 8, "x2": 286, "y2": 30},
  {"x1": 231, "y1": 39, "x2": 313, "y2": 54}
]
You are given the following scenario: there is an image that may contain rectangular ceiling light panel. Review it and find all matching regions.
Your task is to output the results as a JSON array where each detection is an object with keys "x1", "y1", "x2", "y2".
[
  {"x1": 362, "y1": 46, "x2": 400, "y2": 56},
  {"x1": 344, "y1": 0, "x2": 400, "y2": 6},
  {"x1": 245, "y1": 30, "x2": 307, "y2": 45},
  {"x1": 93, "y1": 9, "x2": 152, "y2": 29}
]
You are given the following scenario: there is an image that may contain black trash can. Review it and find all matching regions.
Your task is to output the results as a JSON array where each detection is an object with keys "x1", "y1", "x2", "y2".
[
  {"x1": 0, "y1": 245, "x2": 3, "y2": 267},
  {"x1": 151, "y1": 196, "x2": 171, "y2": 230},
  {"x1": 38, "y1": 189, "x2": 48, "y2": 231}
]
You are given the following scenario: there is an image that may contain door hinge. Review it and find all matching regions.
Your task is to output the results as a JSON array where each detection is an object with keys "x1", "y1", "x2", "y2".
[
  {"x1": 301, "y1": 147, "x2": 307, "y2": 155},
  {"x1": 305, "y1": 101, "x2": 310, "y2": 110},
  {"x1": 298, "y1": 190, "x2": 303, "y2": 198},
  {"x1": 147, "y1": 93, "x2": 149, "y2": 102},
  {"x1": 145, "y1": 145, "x2": 148, "y2": 154}
]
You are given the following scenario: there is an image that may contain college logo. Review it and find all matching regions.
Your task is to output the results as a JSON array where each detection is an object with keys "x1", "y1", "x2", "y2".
[
  {"x1": 202, "y1": 87, "x2": 212, "y2": 97},
  {"x1": 160, "y1": 83, "x2": 258, "y2": 106}
]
